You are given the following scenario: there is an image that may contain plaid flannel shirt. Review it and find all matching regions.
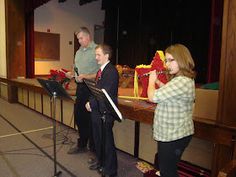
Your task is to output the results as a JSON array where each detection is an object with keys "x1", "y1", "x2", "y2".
[{"x1": 152, "y1": 76, "x2": 195, "y2": 142}]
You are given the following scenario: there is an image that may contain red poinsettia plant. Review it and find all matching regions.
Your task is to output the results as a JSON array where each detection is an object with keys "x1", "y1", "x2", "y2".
[{"x1": 48, "y1": 68, "x2": 71, "y2": 89}]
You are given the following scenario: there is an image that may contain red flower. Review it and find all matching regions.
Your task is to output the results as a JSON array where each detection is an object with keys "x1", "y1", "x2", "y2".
[{"x1": 49, "y1": 68, "x2": 71, "y2": 89}]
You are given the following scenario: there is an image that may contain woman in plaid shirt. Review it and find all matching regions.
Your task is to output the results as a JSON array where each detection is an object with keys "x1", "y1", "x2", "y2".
[{"x1": 148, "y1": 44, "x2": 196, "y2": 177}]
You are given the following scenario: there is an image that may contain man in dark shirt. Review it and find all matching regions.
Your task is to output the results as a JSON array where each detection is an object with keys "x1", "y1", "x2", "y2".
[{"x1": 86, "y1": 44, "x2": 119, "y2": 177}]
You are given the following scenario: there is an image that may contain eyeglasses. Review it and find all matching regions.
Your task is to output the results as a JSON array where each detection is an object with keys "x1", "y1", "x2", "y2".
[{"x1": 165, "y1": 58, "x2": 175, "y2": 63}]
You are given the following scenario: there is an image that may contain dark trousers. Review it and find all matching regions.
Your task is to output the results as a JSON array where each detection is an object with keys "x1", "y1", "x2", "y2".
[
  {"x1": 91, "y1": 111, "x2": 117, "y2": 176},
  {"x1": 158, "y1": 135, "x2": 192, "y2": 177},
  {"x1": 74, "y1": 83, "x2": 94, "y2": 149}
]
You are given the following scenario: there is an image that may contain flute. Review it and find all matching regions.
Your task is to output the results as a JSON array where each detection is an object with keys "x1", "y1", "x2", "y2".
[{"x1": 138, "y1": 70, "x2": 168, "y2": 78}]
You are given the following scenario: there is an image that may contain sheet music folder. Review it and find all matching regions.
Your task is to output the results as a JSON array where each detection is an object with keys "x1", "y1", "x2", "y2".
[
  {"x1": 37, "y1": 78, "x2": 73, "y2": 101},
  {"x1": 84, "y1": 79, "x2": 123, "y2": 122}
]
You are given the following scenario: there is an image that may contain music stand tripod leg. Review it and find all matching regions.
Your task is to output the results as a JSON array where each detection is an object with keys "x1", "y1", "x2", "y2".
[
  {"x1": 52, "y1": 92, "x2": 62, "y2": 177},
  {"x1": 100, "y1": 113, "x2": 106, "y2": 177}
]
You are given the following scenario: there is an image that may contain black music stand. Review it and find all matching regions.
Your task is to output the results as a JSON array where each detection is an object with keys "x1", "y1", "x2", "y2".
[
  {"x1": 37, "y1": 78, "x2": 73, "y2": 177},
  {"x1": 84, "y1": 79, "x2": 122, "y2": 177}
]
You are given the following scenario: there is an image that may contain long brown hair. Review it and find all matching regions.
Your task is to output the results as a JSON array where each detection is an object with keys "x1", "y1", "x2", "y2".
[{"x1": 165, "y1": 44, "x2": 196, "y2": 79}]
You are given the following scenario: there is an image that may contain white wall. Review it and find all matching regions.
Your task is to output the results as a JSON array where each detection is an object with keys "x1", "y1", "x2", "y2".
[
  {"x1": 34, "y1": 0, "x2": 105, "y2": 75},
  {"x1": 0, "y1": 0, "x2": 7, "y2": 77}
]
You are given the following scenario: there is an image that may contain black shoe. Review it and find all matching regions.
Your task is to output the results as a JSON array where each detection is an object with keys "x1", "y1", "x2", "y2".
[
  {"x1": 67, "y1": 146, "x2": 87, "y2": 154},
  {"x1": 87, "y1": 158, "x2": 96, "y2": 164},
  {"x1": 89, "y1": 163, "x2": 101, "y2": 170}
]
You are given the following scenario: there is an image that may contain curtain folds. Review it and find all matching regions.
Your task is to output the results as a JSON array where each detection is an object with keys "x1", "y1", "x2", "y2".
[
  {"x1": 25, "y1": 11, "x2": 34, "y2": 78},
  {"x1": 207, "y1": 0, "x2": 223, "y2": 83},
  {"x1": 25, "y1": 0, "x2": 51, "y2": 78}
]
